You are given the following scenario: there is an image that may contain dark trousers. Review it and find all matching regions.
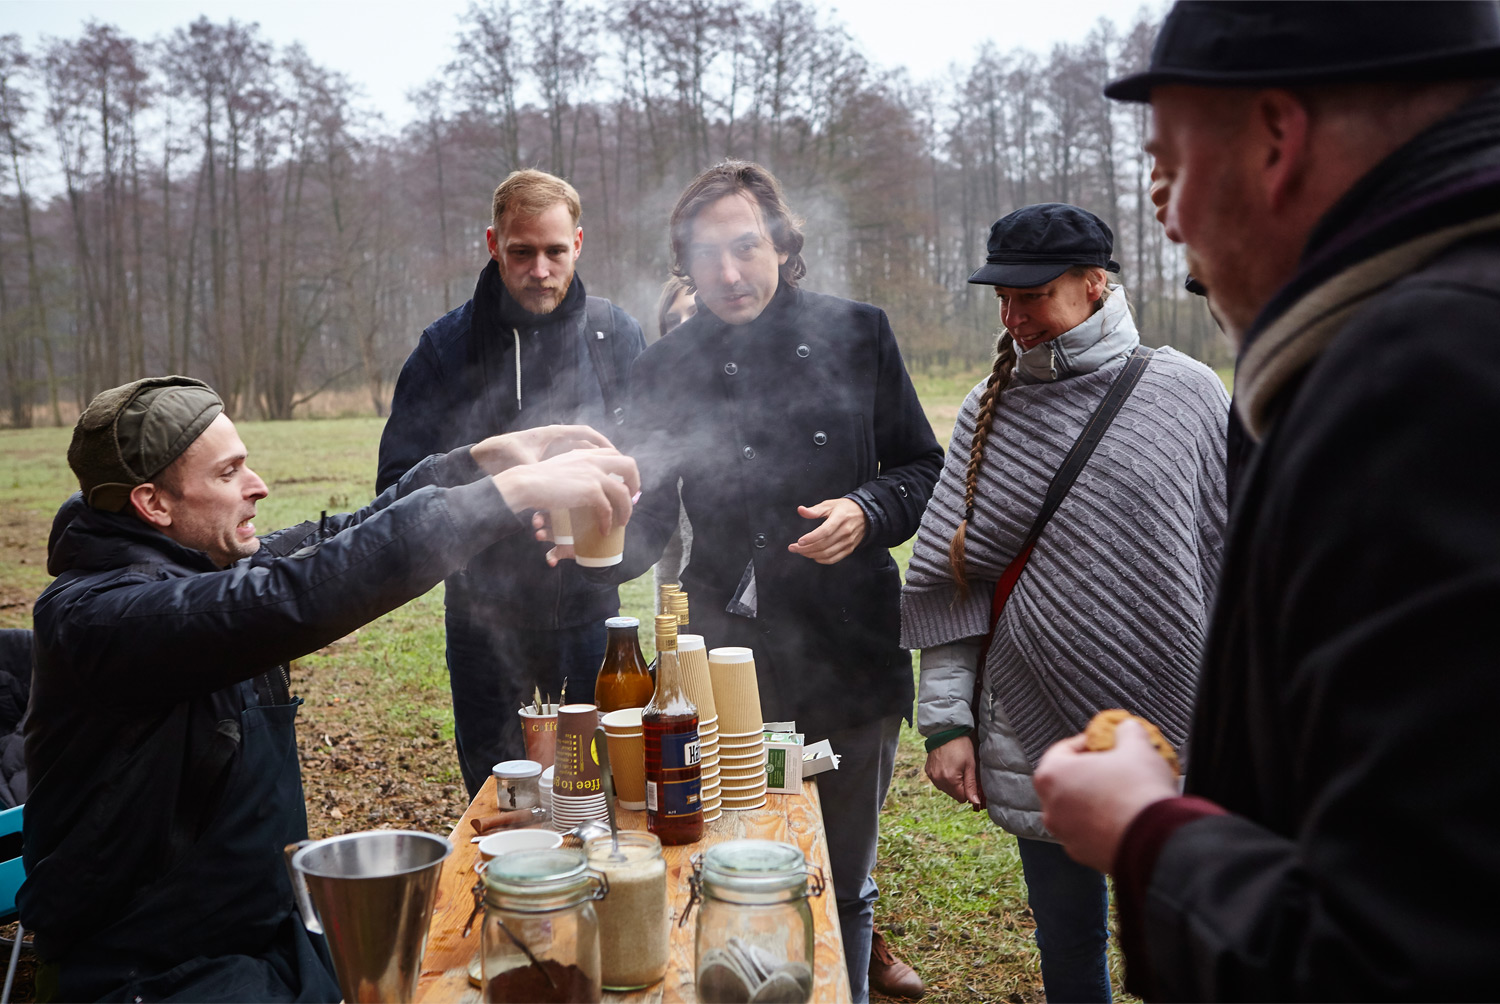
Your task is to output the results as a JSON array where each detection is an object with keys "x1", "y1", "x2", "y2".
[
  {"x1": 1016, "y1": 836, "x2": 1112, "y2": 1003},
  {"x1": 444, "y1": 606, "x2": 608, "y2": 798}
]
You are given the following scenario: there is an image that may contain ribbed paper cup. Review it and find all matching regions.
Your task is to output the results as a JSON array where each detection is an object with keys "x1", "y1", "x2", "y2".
[
  {"x1": 720, "y1": 761, "x2": 767, "y2": 780},
  {"x1": 551, "y1": 507, "x2": 574, "y2": 545},
  {"x1": 721, "y1": 783, "x2": 767, "y2": 797},
  {"x1": 717, "y1": 726, "x2": 765, "y2": 739},
  {"x1": 721, "y1": 798, "x2": 766, "y2": 812},
  {"x1": 601, "y1": 707, "x2": 643, "y2": 732},
  {"x1": 677, "y1": 635, "x2": 717, "y2": 719},
  {"x1": 604, "y1": 730, "x2": 646, "y2": 808},
  {"x1": 708, "y1": 647, "x2": 762, "y2": 734}
]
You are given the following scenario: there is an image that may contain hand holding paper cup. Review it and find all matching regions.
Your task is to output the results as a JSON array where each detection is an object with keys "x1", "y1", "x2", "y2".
[{"x1": 572, "y1": 474, "x2": 627, "y2": 567}]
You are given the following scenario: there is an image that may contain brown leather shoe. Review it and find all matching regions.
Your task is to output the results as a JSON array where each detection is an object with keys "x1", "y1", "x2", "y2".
[{"x1": 869, "y1": 928, "x2": 925, "y2": 999}]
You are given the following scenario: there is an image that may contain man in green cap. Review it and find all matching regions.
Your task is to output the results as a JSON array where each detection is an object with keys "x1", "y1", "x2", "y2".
[{"x1": 20, "y1": 375, "x2": 636, "y2": 1002}]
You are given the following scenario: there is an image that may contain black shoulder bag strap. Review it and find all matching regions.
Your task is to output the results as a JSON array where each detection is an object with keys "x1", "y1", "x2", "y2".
[
  {"x1": 582, "y1": 296, "x2": 625, "y2": 426},
  {"x1": 967, "y1": 344, "x2": 1155, "y2": 797}
]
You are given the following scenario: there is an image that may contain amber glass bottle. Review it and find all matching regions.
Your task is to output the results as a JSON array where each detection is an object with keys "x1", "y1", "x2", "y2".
[
  {"x1": 643, "y1": 614, "x2": 703, "y2": 845},
  {"x1": 595, "y1": 616, "x2": 654, "y2": 713}
]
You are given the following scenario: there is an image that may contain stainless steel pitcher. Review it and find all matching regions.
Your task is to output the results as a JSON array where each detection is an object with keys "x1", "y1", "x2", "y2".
[{"x1": 285, "y1": 830, "x2": 453, "y2": 1003}]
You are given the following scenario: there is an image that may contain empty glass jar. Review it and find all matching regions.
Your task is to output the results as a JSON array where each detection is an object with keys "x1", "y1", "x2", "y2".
[
  {"x1": 690, "y1": 839, "x2": 825, "y2": 1004},
  {"x1": 476, "y1": 847, "x2": 608, "y2": 1003}
]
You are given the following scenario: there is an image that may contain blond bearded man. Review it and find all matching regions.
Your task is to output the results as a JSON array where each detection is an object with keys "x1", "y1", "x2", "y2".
[{"x1": 379, "y1": 170, "x2": 647, "y2": 798}]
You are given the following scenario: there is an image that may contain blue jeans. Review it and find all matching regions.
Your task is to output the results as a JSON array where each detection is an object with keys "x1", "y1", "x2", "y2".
[
  {"x1": 1016, "y1": 836, "x2": 1112, "y2": 1003},
  {"x1": 444, "y1": 606, "x2": 608, "y2": 799},
  {"x1": 815, "y1": 714, "x2": 901, "y2": 1004}
]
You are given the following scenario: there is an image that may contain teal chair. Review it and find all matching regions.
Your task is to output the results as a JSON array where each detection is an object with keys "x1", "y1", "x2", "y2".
[{"x1": 0, "y1": 803, "x2": 24, "y2": 1004}]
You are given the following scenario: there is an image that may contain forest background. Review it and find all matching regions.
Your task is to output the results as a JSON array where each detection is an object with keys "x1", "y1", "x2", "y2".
[{"x1": 0, "y1": 0, "x2": 1227, "y2": 427}]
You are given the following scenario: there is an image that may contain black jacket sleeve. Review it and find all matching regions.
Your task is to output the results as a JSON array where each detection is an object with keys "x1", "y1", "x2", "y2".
[
  {"x1": 45, "y1": 475, "x2": 518, "y2": 705},
  {"x1": 844, "y1": 310, "x2": 943, "y2": 548},
  {"x1": 1142, "y1": 284, "x2": 1500, "y2": 1000},
  {"x1": 378, "y1": 332, "x2": 460, "y2": 494}
]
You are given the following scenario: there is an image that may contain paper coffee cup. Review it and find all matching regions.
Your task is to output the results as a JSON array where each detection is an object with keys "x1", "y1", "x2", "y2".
[
  {"x1": 553, "y1": 704, "x2": 602, "y2": 797},
  {"x1": 571, "y1": 474, "x2": 626, "y2": 568},
  {"x1": 519, "y1": 707, "x2": 558, "y2": 769},
  {"x1": 676, "y1": 636, "x2": 717, "y2": 719},
  {"x1": 551, "y1": 507, "x2": 574, "y2": 545},
  {"x1": 605, "y1": 729, "x2": 647, "y2": 809},
  {"x1": 708, "y1": 647, "x2": 763, "y2": 734}
]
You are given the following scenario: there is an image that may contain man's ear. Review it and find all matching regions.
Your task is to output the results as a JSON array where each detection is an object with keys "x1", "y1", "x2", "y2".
[
  {"x1": 129, "y1": 482, "x2": 173, "y2": 529},
  {"x1": 485, "y1": 226, "x2": 501, "y2": 263},
  {"x1": 1255, "y1": 89, "x2": 1312, "y2": 213}
]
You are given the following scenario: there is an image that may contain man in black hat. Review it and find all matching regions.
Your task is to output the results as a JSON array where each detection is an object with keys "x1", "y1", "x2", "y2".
[
  {"x1": 1033, "y1": 1, "x2": 1500, "y2": 999},
  {"x1": 21, "y1": 376, "x2": 635, "y2": 1002}
]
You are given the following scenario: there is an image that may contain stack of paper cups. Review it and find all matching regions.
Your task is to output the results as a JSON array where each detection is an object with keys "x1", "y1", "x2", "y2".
[
  {"x1": 600, "y1": 707, "x2": 647, "y2": 811},
  {"x1": 698, "y1": 713, "x2": 721, "y2": 821},
  {"x1": 551, "y1": 704, "x2": 609, "y2": 830},
  {"x1": 677, "y1": 635, "x2": 717, "y2": 720},
  {"x1": 709, "y1": 648, "x2": 766, "y2": 810}
]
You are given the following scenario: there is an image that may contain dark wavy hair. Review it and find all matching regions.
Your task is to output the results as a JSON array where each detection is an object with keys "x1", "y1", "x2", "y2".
[{"x1": 668, "y1": 161, "x2": 807, "y2": 287}]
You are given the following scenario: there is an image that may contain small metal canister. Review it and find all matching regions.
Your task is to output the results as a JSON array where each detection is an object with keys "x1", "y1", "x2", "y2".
[{"x1": 687, "y1": 839, "x2": 825, "y2": 1004}]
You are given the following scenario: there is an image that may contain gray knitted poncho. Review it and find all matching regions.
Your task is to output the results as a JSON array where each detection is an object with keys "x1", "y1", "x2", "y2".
[{"x1": 901, "y1": 293, "x2": 1229, "y2": 762}]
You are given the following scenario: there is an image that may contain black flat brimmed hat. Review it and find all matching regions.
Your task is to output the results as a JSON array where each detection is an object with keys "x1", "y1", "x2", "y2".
[
  {"x1": 1106, "y1": 1, "x2": 1500, "y2": 102},
  {"x1": 968, "y1": 203, "x2": 1121, "y2": 288},
  {"x1": 68, "y1": 375, "x2": 224, "y2": 511}
]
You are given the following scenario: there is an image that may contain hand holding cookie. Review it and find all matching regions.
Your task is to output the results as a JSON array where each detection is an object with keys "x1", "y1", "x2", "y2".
[{"x1": 1083, "y1": 709, "x2": 1181, "y2": 775}]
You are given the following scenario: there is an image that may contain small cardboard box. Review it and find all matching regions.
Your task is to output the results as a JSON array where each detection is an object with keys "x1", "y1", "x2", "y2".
[{"x1": 762, "y1": 724, "x2": 839, "y2": 794}]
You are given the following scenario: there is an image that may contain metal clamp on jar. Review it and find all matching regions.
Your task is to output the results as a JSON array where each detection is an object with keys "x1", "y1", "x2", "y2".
[
  {"x1": 683, "y1": 839, "x2": 826, "y2": 1004},
  {"x1": 464, "y1": 847, "x2": 609, "y2": 1003}
]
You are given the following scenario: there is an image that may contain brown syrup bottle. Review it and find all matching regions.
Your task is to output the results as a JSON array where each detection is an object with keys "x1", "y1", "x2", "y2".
[{"x1": 642, "y1": 614, "x2": 703, "y2": 845}]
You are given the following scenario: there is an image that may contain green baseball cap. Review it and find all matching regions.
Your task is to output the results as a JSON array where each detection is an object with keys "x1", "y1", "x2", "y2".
[{"x1": 67, "y1": 376, "x2": 224, "y2": 511}]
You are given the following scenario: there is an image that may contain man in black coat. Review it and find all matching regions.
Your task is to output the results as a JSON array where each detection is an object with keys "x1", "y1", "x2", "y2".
[
  {"x1": 1033, "y1": 2, "x2": 1500, "y2": 999},
  {"x1": 23, "y1": 376, "x2": 635, "y2": 1002},
  {"x1": 559, "y1": 162, "x2": 942, "y2": 1001},
  {"x1": 378, "y1": 169, "x2": 646, "y2": 797}
]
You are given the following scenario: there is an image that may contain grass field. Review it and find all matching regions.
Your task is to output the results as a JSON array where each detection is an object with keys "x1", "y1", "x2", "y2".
[{"x1": 0, "y1": 360, "x2": 1233, "y2": 1001}]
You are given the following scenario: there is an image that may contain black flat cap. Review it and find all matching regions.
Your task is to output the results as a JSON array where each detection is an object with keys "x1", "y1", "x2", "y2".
[
  {"x1": 1107, "y1": 1, "x2": 1500, "y2": 102},
  {"x1": 968, "y1": 203, "x2": 1121, "y2": 288}
]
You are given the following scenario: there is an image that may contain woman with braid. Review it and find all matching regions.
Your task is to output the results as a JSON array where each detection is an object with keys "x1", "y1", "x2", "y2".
[{"x1": 900, "y1": 204, "x2": 1228, "y2": 1003}]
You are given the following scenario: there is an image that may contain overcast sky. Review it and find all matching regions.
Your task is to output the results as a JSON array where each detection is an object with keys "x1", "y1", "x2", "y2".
[{"x1": 4, "y1": 0, "x2": 1155, "y2": 129}]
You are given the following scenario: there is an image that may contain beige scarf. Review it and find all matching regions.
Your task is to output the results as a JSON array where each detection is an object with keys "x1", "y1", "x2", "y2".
[{"x1": 1236, "y1": 209, "x2": 1500, "y2": 440}]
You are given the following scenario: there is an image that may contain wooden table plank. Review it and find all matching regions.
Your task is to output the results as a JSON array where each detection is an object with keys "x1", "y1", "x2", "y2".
[{"x1": 416, "y1": 778, "x2": 850, "y2": 1003}]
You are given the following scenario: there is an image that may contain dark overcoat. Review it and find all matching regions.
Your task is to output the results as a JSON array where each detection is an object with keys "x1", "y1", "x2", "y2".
[
  {"x1": 1126, "y1": 89, "x2": 1500, "y2": 1000},
  {"x1": 611, "y1": 282, "x2": 942, "y2": 739}
]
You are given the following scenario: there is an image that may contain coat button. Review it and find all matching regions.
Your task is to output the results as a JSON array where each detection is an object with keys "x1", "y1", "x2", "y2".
[
  {"x1": 742, "y1": 446, "x2": 755, "y2": 460},
  {"x1": 813, "y1": 431, "x2": 827, "y2": 446},
  {"x1": 754, "y1": 533, "x2": 767, "y2": 548},
  {"x1": 724, "y1": 362, "x2": 738, "y2": 375},
  {"x1": 898, "y1": 484, "x2": 908, "y2": 497},
  {"x1": 796, "y1": 344, "x2": 810, "y2": 358}
]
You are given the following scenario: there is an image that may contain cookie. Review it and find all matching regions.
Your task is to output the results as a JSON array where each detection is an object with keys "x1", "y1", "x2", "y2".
[{"x1": 1083, "y1": 709, "x2": 1181, "y2": 775}]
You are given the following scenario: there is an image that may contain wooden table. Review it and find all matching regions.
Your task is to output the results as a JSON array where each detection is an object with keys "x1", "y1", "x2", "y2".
[{"x1": 414, "y1": 777, "x2": 850, "y2": 1002}]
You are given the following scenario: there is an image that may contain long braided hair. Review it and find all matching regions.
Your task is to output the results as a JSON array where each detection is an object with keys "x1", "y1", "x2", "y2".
[
  {"x1": 948, "y1": 267, "x2": 1110, "y2": 597},
  {"x1": 948, "y1": 329, "x2": 1018, "y2": 599}
]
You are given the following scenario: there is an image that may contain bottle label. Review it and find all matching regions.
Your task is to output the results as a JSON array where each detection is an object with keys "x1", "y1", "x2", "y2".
[
  {"x1": 649, "y1": 775, "x2": 701, "y2": 818},
  {"x1": 659, "y1": 730, "x2": 700, "y2": 770}
]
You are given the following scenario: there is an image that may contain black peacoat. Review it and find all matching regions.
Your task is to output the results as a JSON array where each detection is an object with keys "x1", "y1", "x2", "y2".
[{"x1": 610, "y1": 281, "x2": 942, "y2": 739}]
